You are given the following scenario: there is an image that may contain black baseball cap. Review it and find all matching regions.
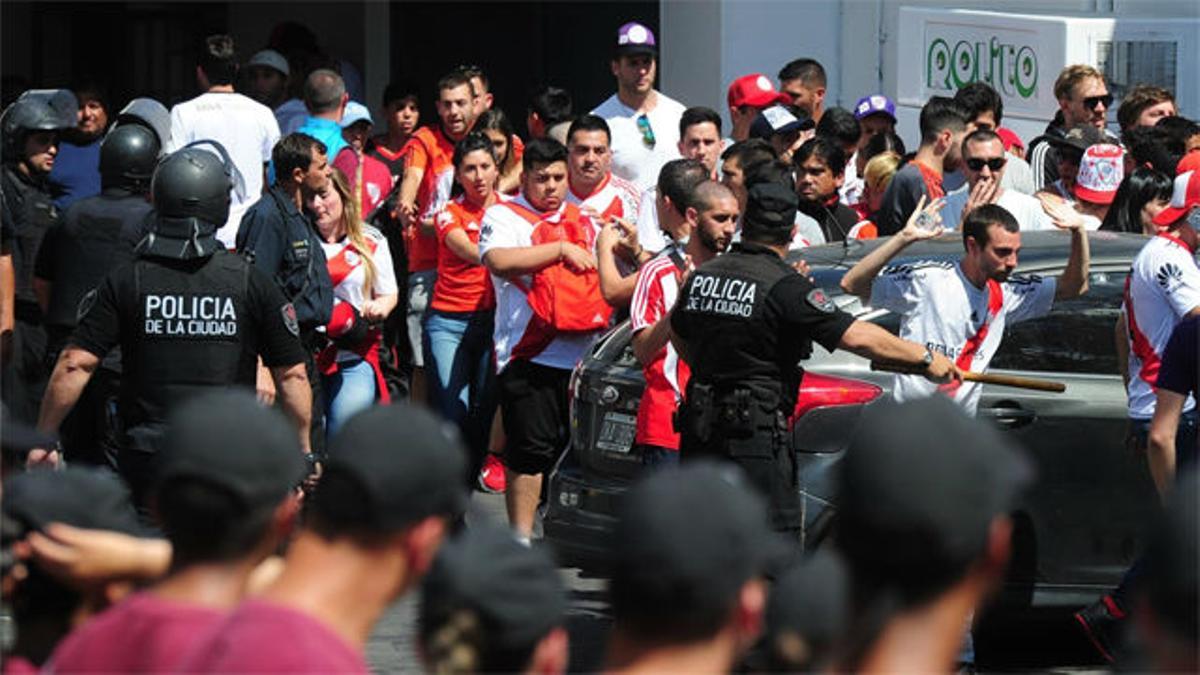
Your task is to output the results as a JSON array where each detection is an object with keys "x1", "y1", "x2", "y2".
[
  {"x1": 155, "y1": 390, "x2": 305, "y2": 509},
  {"x1": 421, "y1": 523, "x2": 566, "y2": 655},
  {"x1": 314, "y1": 404, "x2": 468, "y2": 531},
  {"x1": 835, "y1": 396, "x2": 1033, "y2": 603},
  {"x1": 743, "y1": 182, "x2": 799, "y2": 233},
  {"x1": 749, "y1": 104, "x2": 814, "y2": 141},
  {"x1": 3, "y1": 466, "x2": 144, "y2": 537},
  {"x1": 1048, "y1": 124, "x2": 1107, "y2": 154},
  {"x1": 764, "y1": 548, "x2": 850, "y2": 662},
  {"x1": 610, "y1": 462, "x2": 789, "y2": 631},
  {"x1": 1141, "y1": 468, "x2": 1198, "y2": 641}
]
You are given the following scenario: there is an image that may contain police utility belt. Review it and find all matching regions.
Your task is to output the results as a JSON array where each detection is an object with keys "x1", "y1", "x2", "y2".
[{"x1": 675, "y1": 381, "x2": 788, "y2": 444}]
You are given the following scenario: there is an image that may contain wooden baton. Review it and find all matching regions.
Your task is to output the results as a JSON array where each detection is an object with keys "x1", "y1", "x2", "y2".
[{"x1": 870, "y1": 361, "x2": 1067, "y2": 393}]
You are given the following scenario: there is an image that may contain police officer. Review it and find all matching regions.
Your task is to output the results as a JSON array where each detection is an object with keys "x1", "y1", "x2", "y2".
[
  {"x1": 0, "y1": 90, "x2": 78, "y2": 422},
  {"x1": 236, "y1": 132, "x2": 333, "y2": 448},
  {"x1": 35, "y1": 142, "x2": 312, "y2": 508},
  {"x1": 32, "y1": 124, "x2": 159, "y2": 467},
  {"x1": 670, "y1": 182, "x2": 959, "y2": 535}
]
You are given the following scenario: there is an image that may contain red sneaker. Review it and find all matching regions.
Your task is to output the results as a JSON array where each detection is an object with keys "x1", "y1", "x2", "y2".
[{"x1": 478, "y1": 454, "x2": 506, "y2": 494}]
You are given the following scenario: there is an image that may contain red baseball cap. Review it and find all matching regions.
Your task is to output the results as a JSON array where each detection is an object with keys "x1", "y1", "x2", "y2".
[
  {"x1": 728, "y1": 74, "x2": 789, "y2": 110},
  {"x1": 995, "y1": 127, "x2": 1024, "y2": 152},
  {"x1": 1153, "y1": 152, "x2": 1200, "y2": 227}
]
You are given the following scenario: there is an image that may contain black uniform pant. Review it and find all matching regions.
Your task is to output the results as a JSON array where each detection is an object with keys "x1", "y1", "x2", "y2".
[
  {"x1": 1, "y1": 314, "x2": 48, "y2": 423},
  {"x1": 679, "y1": 411, "x2": 801, "y2": 535}
]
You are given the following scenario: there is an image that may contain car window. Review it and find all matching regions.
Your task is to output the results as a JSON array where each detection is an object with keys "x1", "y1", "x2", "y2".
[{"x1": 991, "y1": 270, "x2": 1127, "y2": 375}]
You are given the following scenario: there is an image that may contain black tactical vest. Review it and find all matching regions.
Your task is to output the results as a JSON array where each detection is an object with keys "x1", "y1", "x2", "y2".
[
  {"x1": 674, "y1": 243, "x2": 806, "y2": 408},
  {"x1": 2, "y1": 165, "x2": 58, "y2": 309},
  {"x1": 120, "y1": 252, "x2": 254, "y2": 451}
]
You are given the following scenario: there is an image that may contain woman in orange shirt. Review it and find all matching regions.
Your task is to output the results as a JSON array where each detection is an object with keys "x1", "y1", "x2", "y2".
[{"x1": 425, "y1": 133, "x2": 502, "y2": 476}]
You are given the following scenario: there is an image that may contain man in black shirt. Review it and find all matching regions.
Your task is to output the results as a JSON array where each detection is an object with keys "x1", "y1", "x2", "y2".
[
  {"x1": 236, "y1": 132, "x2": 333, "y2": 443},
  {"x1": 0, "y1": 89, "x2": 77, "y2": 421},
  {"x1": 36, "y1": 143, "x2": 311, "y2": 508},
  {"x1": 32, "y1": 124, "x2": 159, "y2": 466},
  {"x1": 793, "y1": 136, "x2": 858, "y2": 242},
  {"x1": 670, "y1": 183, "x2": 957, "y2": 534}
]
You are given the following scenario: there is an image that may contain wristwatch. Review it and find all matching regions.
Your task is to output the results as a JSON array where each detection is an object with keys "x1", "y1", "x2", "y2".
[{"x1": 921, "y1": 348, "x2": 935, "y2": 370}]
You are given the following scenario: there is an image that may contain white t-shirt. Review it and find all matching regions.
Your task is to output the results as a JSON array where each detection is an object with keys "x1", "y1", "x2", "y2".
[
  {"x1": 941, "y1": 187, "x2": 1055, "y2": 232},
  {"x1": 591, "y1": 92, "x2": 686, "y2": 193},
  {"x1": 166, "y1": 92, "x2": 281, "y2": 246},
  {"x1": 635, "y1": 186, "x2": 669, "y2": 254},
  {"x1": 479, "y1": 195, "x2": 603, "y2": 373},
  {"x1": 318, "y1": 226, "x2": 398, "y2": 361},
  {"x1": 1124, "y1": 234, "x2": 1200, "y2": 419},
  {"x1": 871, "y1": 260, "x2": 1057, "y2": 415},
  {"x1": 729, "y1": 212, "x2": 826, "y2": 250},
  {"x1": 840, "y1": 154, "x2": 864, "y2": 206}
]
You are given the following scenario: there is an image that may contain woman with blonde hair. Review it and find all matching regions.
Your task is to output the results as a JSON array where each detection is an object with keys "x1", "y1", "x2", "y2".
[
  {"x1": 309, "y1": 169, "x2": 399, "y2": 438},
  {"x1": 848, "y1": 151, "x2": 903, "y2": 239}
]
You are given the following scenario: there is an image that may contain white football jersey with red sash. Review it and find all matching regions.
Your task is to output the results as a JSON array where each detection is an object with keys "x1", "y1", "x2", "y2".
[
  {"x1": 567, "y1": 172, "x2": 641, "y2": 222},
  {"x1": 318, "y1": 228, "x2": 398, "y2": 401},
  {"x1": 479, "y1": 196, "x2": 604, "y2": 373},
  {"x1": 1124, "y1": 233, "x2": 1200, "y2": 419},
  {"x1": 870, "y1": 259, "x2": 1056, "y2": 415}
]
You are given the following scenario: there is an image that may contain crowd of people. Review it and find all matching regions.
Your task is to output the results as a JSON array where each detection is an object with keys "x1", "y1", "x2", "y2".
[{"x1": 1, "y1": 15, "x2": 1198, "y2": 674}]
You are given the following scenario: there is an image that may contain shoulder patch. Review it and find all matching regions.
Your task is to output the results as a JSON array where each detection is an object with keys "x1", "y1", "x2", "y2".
[
  {"x1": 806, "y1": 287, "x2": 836, "y2": 313},
  {"x1": 281, "y1": 303, "x2": 300, "y2": 337},
  {"x1": 1157, "y1": 262, "x2": 1183, "y2": 289},
  {"x1": 76, "y1": 288, "x2": 98, "y2": 323}
]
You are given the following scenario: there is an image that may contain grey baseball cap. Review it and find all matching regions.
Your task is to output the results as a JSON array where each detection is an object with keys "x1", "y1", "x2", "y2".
[{"x1": 247, "y1": 49, "x2": 290, "y2": 77}]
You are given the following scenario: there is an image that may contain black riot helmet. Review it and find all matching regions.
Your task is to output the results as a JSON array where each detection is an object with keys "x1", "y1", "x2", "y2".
[
  {"x1": 100, "y1": 124, "x2": 160, "y2": 191},
  {"x1": 1, "y1": 89, "x2": 77, "y2": 162},
  {"x1": 114, "y1": 97, "x2": 171, "y2": 153},
  {"x1": 140, "y1": 141, "x2": 233, "y2": 260}
]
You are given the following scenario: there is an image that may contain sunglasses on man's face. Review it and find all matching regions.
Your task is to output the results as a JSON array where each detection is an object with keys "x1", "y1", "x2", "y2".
[
  {"x1": 966, "y1": 157, "x2": 1007, "y2": 172},
  {"x1": 636, "y1": 113, "x2": 656, "y2": 148},
  {"x1": 1083, "y1": 93, "x2": 1114, "y2": 110}
]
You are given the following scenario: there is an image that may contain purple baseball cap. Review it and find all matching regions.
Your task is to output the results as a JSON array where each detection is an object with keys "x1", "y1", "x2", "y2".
[
  {"x1": 615, "y1": 21, "x2": 657, "y2": 56},
  {"x1": 854, "y1": 94, "x2": 897, "y2": 122}
]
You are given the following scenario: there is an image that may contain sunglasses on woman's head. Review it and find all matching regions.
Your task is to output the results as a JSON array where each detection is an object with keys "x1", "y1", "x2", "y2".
[{"x1": 636, "y1": 113, "x2": 656, "y2": 148}]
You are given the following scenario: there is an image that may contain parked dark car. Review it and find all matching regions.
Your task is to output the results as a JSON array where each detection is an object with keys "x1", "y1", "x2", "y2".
[{"x1": 545, "y1": 231, "x2": 1161, "y2": 610}]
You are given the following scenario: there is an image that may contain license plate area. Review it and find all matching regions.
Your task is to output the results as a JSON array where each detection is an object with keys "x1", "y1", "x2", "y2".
[{"x1": 596, "y1": 412, "x2": 637, "y2": 454}]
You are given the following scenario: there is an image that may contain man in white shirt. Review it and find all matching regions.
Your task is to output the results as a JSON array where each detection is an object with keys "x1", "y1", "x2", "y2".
[
  {"x1": 636, "y1": 107, "x2": 723, "y2": 254},
  {"x1": 840, "y1": 198, "x2": 1090, "y2": 416},
  {"x1": 591, "y1": 22, "x2": 686, "y2": 193},
  {"x1": 166, "y1": 34, "x2": 280, "y2": 247},
  {"x1": 479, "y1": 139, "x2": 607, "y2": 543},
  {"x1": 942, "y1": 129, "x2": 1056, "y2": 232}
]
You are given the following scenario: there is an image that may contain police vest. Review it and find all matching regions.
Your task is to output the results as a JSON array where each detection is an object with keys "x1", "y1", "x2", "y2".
[
  {"x1": 45, "y1": 192, "x2": 152, "y2": 329},
  {"x1": 2, "y1": 165, "x2": 58, "y2": 309},
  {"x1": 121, "y1": 252, "x2": 254, "y2": 448},
  {"x1": 675, "y1": 244, "x2": 807, "y2": 408}
]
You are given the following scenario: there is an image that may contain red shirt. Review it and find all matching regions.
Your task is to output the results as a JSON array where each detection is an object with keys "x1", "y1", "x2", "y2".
[
  {"x1": 630, "y1": 253, "x2": 691, "y2": 449},
  {"x1": 176, "y1": 598, "x2": 367, "y2": 673},
  {"x1": 403, "y1": 126, "x2": 458, "y2": 272},
  {"x1": 431, "y1": 195, "x2": 496, "y2": 312},
  {"x1": 915, "y1": 160, "x2": 945, "y2": 201},
  {"x1": 46, "y1": 592, "x2": 224, "y2": 672},
  {"x1": 333, "y1": 147, "x2": 395, "y2": 217}
]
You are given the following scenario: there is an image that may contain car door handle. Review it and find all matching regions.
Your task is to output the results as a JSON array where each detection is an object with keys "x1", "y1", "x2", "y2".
[{"x1": 982, "y1": 405, "x2": 1037, "y2": 429}]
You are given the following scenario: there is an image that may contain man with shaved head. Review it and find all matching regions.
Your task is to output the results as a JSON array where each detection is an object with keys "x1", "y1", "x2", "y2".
[{"x1": 630, "y1": 177, "x2": 738, "y2": 466}]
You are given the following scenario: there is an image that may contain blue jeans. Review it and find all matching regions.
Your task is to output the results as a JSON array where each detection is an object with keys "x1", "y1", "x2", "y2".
[
  {"x1": 423, "y1": 310, "x2": 498, "y2": 474},
  {"x1": 323, "y1": 357, "x2": 377, "y2": 441}
]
